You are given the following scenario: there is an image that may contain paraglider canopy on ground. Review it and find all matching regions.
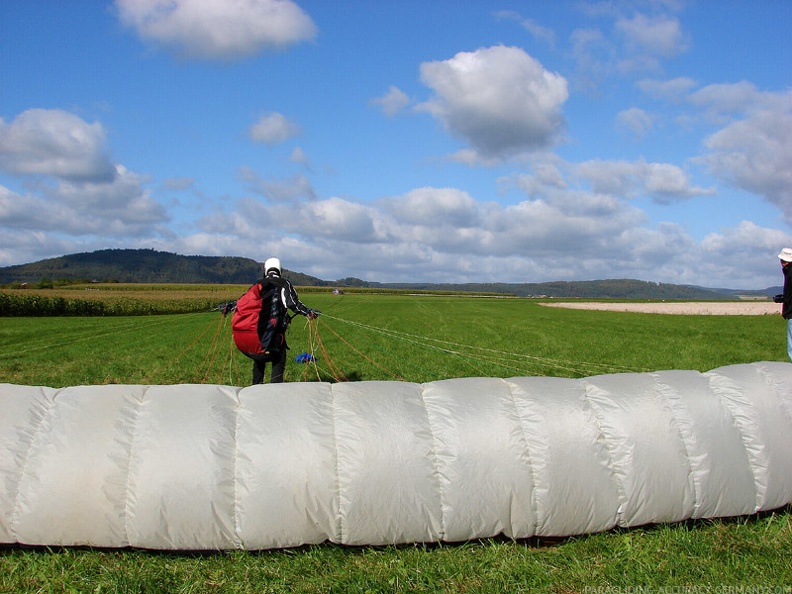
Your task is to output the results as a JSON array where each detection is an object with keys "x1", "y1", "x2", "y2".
[{"x1": 1, "y1": 361, "x2": 791, "y2": 550}]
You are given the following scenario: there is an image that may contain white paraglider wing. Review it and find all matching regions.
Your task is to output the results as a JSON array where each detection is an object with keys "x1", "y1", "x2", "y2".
[{"x1": 1, "y1": 362, "x2": 791, "y2": 550}]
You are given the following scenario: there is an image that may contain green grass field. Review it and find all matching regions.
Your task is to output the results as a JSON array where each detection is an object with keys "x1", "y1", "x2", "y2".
[
  {"x1": 0, "y1": 292, "x2": 786, "y2": 387},
  {"x1": 1, "y1": 290, "x2": 790, "y2": 592}
]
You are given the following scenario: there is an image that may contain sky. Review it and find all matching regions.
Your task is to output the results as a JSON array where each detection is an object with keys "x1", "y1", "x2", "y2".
[{"x1": 0, "y1": 0, "x2": 790, "y2": 289}]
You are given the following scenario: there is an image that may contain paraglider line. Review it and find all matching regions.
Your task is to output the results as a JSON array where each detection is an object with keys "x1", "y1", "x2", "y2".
[
  {"x1": 321, "y1": 313, "x2": 650, "y2": 377},
  {"x1": 312, "y1": 320, "x2": 348, "y2": 382},
  {"x1": 318, "y1": 318, "x2": 405, "y2": 381},
  {"x1": 145, "y1": 313, "x2": 219, "y2": 383}
]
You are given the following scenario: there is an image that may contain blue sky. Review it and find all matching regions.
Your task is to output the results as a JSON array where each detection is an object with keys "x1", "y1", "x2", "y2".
[{"x1": 0, "y1": 0, "x2": 790, "y2": 288}]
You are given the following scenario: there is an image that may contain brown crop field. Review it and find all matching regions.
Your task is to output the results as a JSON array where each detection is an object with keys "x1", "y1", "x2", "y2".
[{"x1": 541, "y1": 300, "x2": 780, "y2": 316}]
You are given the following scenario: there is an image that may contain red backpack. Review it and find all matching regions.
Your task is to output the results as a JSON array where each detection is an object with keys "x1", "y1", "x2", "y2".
[{"x1": 232, "y1": 282, "x2": 284, "y2": 356}]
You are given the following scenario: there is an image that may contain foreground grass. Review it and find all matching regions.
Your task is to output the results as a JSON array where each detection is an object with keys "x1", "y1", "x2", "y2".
[
  {"x1": 1, "y1": 291, "x2": 790, "y2": 591},
  {"x1": 2, "y1": 512, "x2": 790, "y2": 592}
]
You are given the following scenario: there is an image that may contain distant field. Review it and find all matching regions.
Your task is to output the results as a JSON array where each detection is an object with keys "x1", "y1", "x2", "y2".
[
  {"x1": 0, "y1": 283, "x2": 246, "y2": 317},
  {"x1": 544, "y1": 301, "x2": 779, "y2": 315},
  {"x1": 0, "y1": 288, "x2": 790, "y2": 591}
]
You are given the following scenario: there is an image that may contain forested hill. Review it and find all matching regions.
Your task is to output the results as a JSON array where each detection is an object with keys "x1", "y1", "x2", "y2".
[
  {"x1": 372, "y1": 280, "x2": 741, "y2": 300},
  {"x1": 0, "y1": 249, "x2": 770, "y2": 299},
  {"x1": 0, "y1": 249, "x2": 327, "y2": 286}
]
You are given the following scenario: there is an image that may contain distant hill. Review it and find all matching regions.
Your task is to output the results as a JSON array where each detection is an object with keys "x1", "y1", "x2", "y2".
[
  {"x1": 0, "y1": 249, "x2": 769, "y2": 299},
  {"x1": 367, "y1": 279, "x2": 734, "y2": 300},
  {"x1": 0, "y1": 249, "x2": 327, "y2": 286}
]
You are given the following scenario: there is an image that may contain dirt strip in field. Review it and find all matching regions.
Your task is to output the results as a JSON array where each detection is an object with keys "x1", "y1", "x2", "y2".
[{"x1": 540, "y1": 301, "x2": 780, "y2": 316}]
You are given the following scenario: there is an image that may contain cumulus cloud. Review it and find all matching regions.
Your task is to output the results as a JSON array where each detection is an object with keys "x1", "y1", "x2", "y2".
[
  {"x1": 239, "y1": 167, "x2": 316, "y2": 202},
  {"x1": 575, "y1": 159, "x2": 715, "y2": 204},
  {"x1": 49, "y1": 166, "x2": 166, "y2": 226},
  {"x1": 180, "y1": 169, "x2": 792, "y2": 288},
  {"x1": 201, "y1": 138, "x2": 768, "y2": 284},
  {"x1": 201, "y1": 183, "x2": 651, "y2": 281},
  {"x1": 0, "y1": 109, "x2": 116, "y2": 182},
  {"x1": 0, "y1": 167, "x2": 168, "y2": 238},
  {"x1": 703, "y1": 220, "x2": 791, "y2": 257},
  {"x1": 304, "y1": 197, "x2": 383, "y2": 241},
  {"x1": 201, "y1": 194, "x2": 384, "y2": 245},
  {"x1": 115, "y1": 0, "x2": 316, "y2": 60},
  {"x1": 687, "y1": 81, "x2": 765, "y2": 115},
  {"x1": 370, "y1": 86, "x2": 410, "y2": 117},
  {"x1": 699, "y1": 221, "x2": 792, "y2": 288},
  {"x1": 687, "y1": 85, "x2": 792, "y2": 221},
  {"x1": 500, "y1": 162, "x2": 566, "y2": 199},
  {"x1": 700, "y1": 106, "x2": 792, "y2": 222},
  {"x1": 417, "y1": 45, "x2": 568, "y2": 160},
  {"x1": 0, "y1": 222, "x2": 88, "y2": 268},
  {"x1": 570, "y1": 9, "x2": 688, "y2": 88},
  {"x1": 249, "y1": 112, "x2": 301, "y2": 145},
  {"x1": 382, "y1": 187, "x2": 480, "y2": 228},
  {"x1": 0, "y1": 108, "x2": 170, "y2": 265},
  {"x1": 0, "y1": 185, "x2": 66, "y2": 231}
]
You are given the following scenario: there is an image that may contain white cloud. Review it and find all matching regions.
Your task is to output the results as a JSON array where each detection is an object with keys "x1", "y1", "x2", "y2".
[
  {"x1": 305, "y1": 197, "x2": 382, "y2": 241},
  {"x1": 417, "y1": 45, "x2": 568, "y2": 160},
  {"x1": 700, "y1": 221, "x2": 792, "y2": 288},
  {"x1": 700, "y1": 105, "x2": 792, "y2": 222},
  {"x1": 575, "y1": 159, "x2": 715, "y2": 204},
  {"x1": 163, "y1": 177, "x2": 195, "y2": 191},
  {"x1": 17, "y1": 167, "x2": 780, "y2": 288},
  {"x1": 570, "y1": 9, "x2": 688, "y2": 88},
  {"x1": 51, "y1": 166, "x2": 165, "y2": 223},
  {"x1": 0, "y1": 109, "x2": 169, "y2": 246},
  {"x1": 0, "y1": 109, "x2": 116, "y2": 182},
  {"x1": 616, "y1": 14, "x2": 687, "y2": 59},
  {"x1": 446, "y1": 149, "x2": 504, "y2": 167},
  {"x1": 500, "y1": 162, "x2": 566, "y2": 199},
  {"x1": 687, "y1": 81, "x2": 765, "y2": 115},
  {"x1": 616, "y1": 107, "x2": 655, "y2": 138},
  {"x1": 239, "y1": 167, "x2": 316, "y2": 202},
  {"x1": 682, "y1": 85, "x2": 792, "y2": 221},
  {"x1": 0, "y1": 166, "x2": 168, "y2": 239},
  {"x1": 184, "y1": 141, "x2": 792, "y2": 285},
  {"x1": 201, "y1": 194, "x2": 384, "y2": 244},
  {"x1": 115, "y1": 0, "x2": 316, "y2": 60},
  {"x1": 0, "y1": 185, "x2": 68, "y2": 231},
  {"x1": 569, "y1": 27, "x2": 611, "y2": 90},
  {"x1": 202, "y1": 184, "x2": 651, "y2": 280},
  {"x1": 289, "y1": 147, "x2": 309, "y2": 166},
  {"x1": 480, "y1": 190, "x2": 644, "y2": 257},
  {"x1": 382, "y1": 187, "x2": 480, "y2": 227},
  {"x1": 494, "y1": 11, "x2": 556, "y2": 47},
  {"x1": 249, "y1": 112, "x2": 301, "y2": 145},
  {"x1": 370, "y1": 86, "x2": 410, "y2": 117},
  {"x1": 637, "y1": 77, "x2": 697, "y2": 101}
]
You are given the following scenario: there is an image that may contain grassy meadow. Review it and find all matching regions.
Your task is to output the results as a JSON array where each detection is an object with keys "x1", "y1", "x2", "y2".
[
  {"x1": 1, "y1": 287, "x2": 787, "y2": 386},
  {"x1": 0, "y1": 286, "x2": 791, "y2": 592}
]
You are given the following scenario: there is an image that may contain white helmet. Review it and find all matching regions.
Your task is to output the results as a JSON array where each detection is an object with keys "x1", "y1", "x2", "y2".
[{"x1": 264, "y1": 257, "x2": 282, "y2": 276}]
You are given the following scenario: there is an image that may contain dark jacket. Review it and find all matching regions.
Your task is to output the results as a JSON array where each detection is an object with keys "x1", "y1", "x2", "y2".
[
  {"x1": 260, "y1": 274, "x2": 312, "y2": 320},
  {"x1": 782, "y1": 264, "x2": 792, "y2": 319}
]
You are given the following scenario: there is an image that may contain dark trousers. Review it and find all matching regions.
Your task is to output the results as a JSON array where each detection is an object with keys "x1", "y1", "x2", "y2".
[{"x1": 249, "y1": 349, "x2": 288, "y2": 384}]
